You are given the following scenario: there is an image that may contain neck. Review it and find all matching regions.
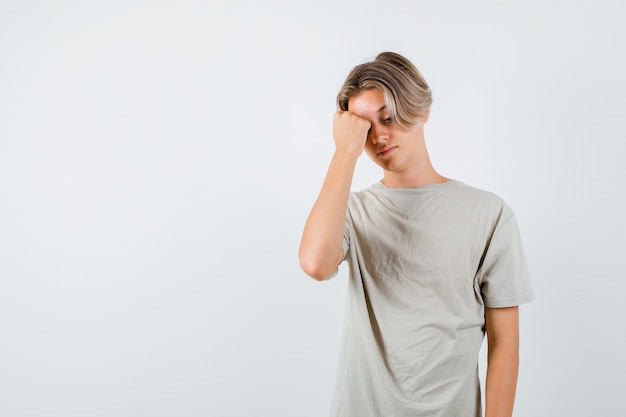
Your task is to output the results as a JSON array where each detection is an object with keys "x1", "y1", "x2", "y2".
[
  {"x1": 381, "y1": 136, "x2": 448, "y2": 188},
  {"x1": 381, "y1": 167, "x2": 448, "y2": 188}
]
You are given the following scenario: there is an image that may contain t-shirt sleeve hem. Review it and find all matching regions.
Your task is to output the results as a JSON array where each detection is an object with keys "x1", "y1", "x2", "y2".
[{"x1": 484, "y1": 293, "x2": 535, "y2": 308}]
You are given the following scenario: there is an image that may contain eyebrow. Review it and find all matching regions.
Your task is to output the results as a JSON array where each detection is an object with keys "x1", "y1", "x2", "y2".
[{"x1": 377, "y1": 105, "x2": 386, "y2": 113}]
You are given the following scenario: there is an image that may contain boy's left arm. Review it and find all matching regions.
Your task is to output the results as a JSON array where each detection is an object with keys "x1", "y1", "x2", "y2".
[{"x1": 484, "y1": 306, "x2": 520, "y2": 417}]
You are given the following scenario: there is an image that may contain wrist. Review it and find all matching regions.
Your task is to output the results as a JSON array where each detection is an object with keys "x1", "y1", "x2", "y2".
[{"x1": 332, "y1": 148, "x2": 362, "y2": 162}]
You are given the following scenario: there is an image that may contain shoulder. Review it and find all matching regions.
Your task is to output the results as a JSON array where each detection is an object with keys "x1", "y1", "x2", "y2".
[
  {"x1": 456, "y1": 181, "x2": 510, "y2": 206},
  {"x1": 348, "y1": 183, "x2": 383, "y2": 205},
  {"x1": 447, "y1": 182, "x2": 518, "y2": 230},
  {"x1": 420, "y1": 180, "x2": 510, "y2": 212}
]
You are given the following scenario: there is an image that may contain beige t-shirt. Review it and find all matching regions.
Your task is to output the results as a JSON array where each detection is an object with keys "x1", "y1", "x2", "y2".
[{"x1": 330, "y1": 180, "x2": 534, "y2": 417}]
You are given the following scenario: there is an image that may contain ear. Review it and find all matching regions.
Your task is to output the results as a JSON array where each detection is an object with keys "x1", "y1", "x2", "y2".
[{"x1": 421, "y1": 111, "x2": 430, "y2": 124}]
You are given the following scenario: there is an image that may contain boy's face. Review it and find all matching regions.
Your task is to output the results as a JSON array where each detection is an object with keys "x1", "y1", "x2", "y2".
[{"x1": 348, "y1": 89, "x2": 425, "y2": 175}]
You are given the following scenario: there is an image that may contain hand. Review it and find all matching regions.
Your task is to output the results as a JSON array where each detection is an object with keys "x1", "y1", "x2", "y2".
[{"x1": 333, "y1": 111, "x2": 371, "y2": 157}]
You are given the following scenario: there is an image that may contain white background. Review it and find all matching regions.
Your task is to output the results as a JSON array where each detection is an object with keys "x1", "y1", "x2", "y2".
[{"x1": 1, "y1": 1, "x2": 625, "y2": 416}]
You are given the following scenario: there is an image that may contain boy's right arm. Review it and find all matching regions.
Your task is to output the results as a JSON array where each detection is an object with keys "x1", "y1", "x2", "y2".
[{"x1": 299, "y1": 111, "x2": 370, "y2": 281}]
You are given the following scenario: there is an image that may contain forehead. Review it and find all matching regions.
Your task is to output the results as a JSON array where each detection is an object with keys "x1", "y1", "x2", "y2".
[{"x1": 347, "y1": 89, "x2": 387, "y2": 117}]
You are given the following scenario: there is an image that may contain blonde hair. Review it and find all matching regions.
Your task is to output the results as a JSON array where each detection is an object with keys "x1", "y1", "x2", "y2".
[{"x1": 336, "y1": 52, "x2": 432, "y2": 129}]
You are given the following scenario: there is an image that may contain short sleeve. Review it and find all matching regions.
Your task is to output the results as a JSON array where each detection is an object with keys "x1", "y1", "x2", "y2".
[
  {"x1": 341, "y1": 219, "x2": 350, "y2": 262},
  {"x1": 477, "y1": 213, "x2": 535, "y2": 308}
]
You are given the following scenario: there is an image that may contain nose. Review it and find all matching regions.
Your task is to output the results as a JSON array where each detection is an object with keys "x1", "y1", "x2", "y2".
[{"x1": 370, "y1": 124, "x2": 389, "y2": 144}]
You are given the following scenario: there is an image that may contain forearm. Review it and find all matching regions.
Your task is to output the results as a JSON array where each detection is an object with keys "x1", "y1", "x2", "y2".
[
  {"x1": 299, "y1": 151, "x2": 358, "y2": 280},
  {"x1": 484, "y1": 337, "x2": 519, "y2": 417}
]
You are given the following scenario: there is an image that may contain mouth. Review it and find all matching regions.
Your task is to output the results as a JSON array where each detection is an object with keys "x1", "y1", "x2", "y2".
[{"x1": 377, "y1": 146, "x2": 397, "y2": 156}]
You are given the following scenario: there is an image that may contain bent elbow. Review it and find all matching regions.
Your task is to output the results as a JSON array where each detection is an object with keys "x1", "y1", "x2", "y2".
[
  {"x1": 298, "y1": 249, "x2": 336, "y2": 282},
  {"x1": 299, "y1": 256, "x2": 329, "y2": 281}
]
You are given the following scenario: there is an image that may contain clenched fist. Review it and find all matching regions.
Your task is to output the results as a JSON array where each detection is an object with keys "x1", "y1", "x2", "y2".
[{"x1": 333, "y1": 111, "x2": 371, "y2": 158}]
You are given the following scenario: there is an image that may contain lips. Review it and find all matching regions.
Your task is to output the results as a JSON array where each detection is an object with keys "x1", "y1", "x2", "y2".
[{"x1": 377, "y1": 146, "x2": 397, "y2": 156}]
